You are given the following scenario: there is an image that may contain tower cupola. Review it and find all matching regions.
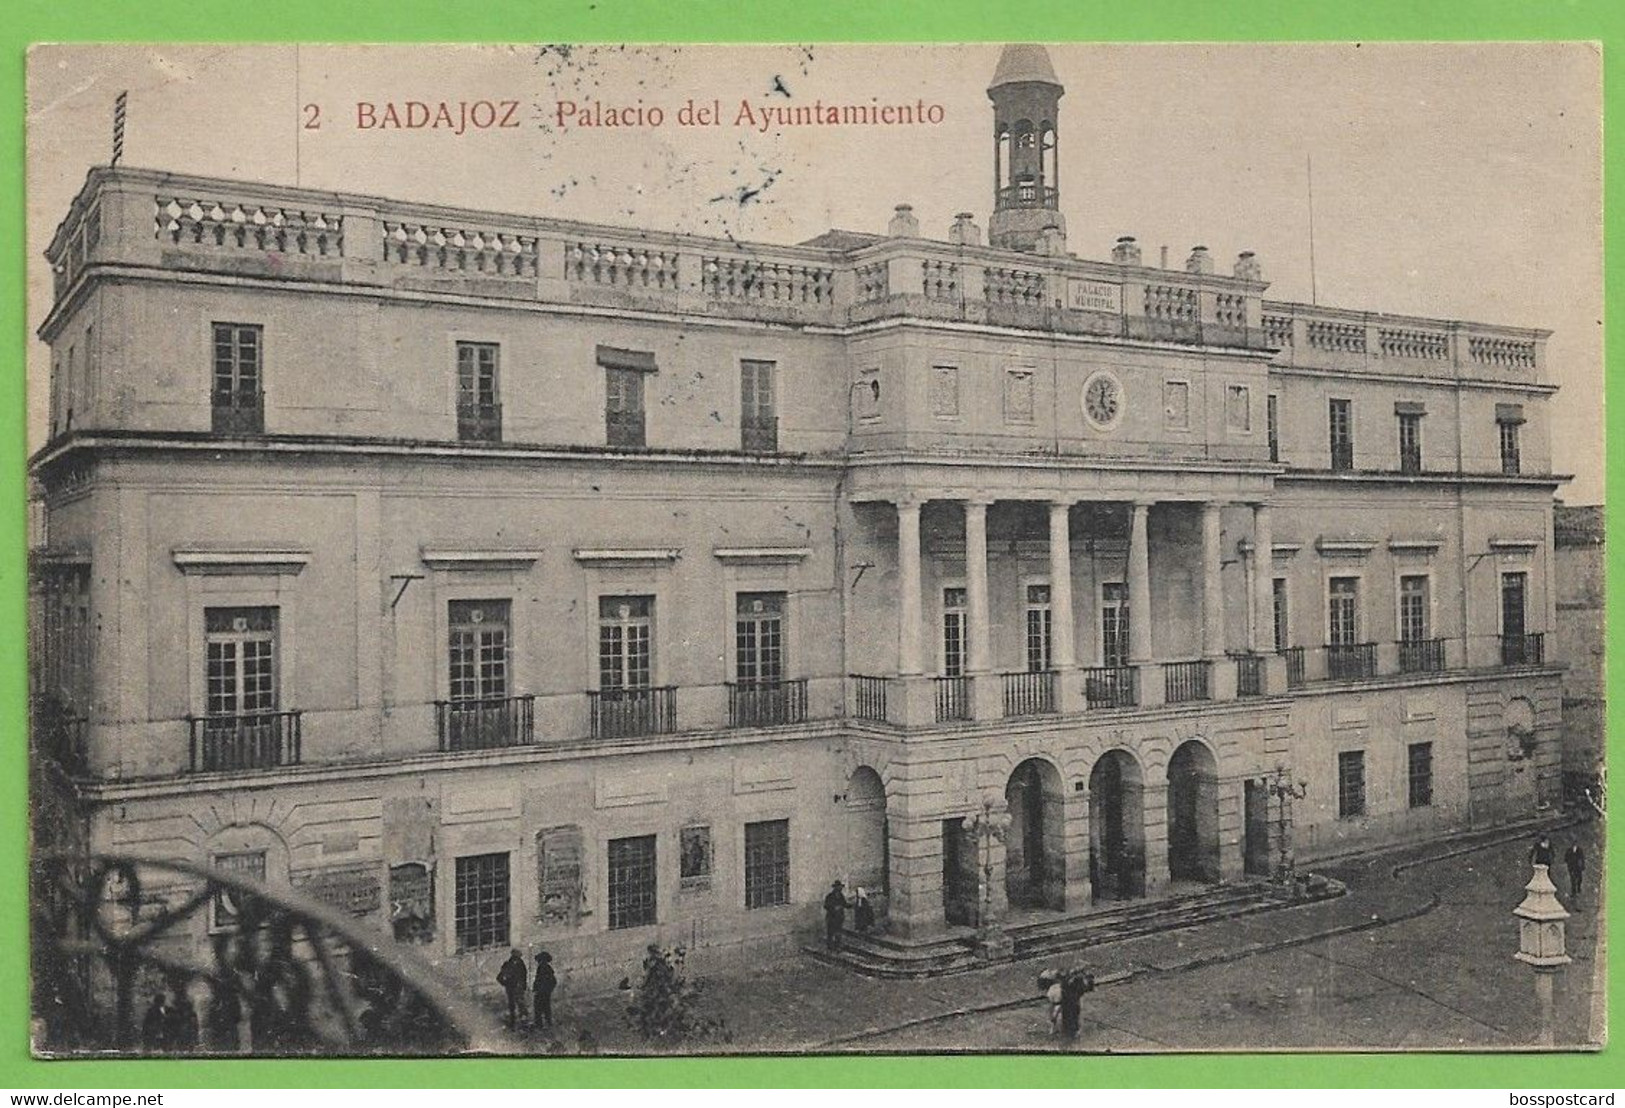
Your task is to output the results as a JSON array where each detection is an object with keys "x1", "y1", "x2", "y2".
[{"x1": 988, "y1": 44, "x2": 1066, "y2": 253}]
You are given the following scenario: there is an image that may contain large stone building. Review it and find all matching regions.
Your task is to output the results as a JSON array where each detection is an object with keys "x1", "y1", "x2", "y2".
[{"x1": 31, "y1": 45, "x2": 1566, "y2": 987}]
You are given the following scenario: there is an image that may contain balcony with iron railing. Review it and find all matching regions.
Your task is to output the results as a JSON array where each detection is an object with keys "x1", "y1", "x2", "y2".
[
  {"x1": 1501, "y1": 632, "x2": 1546, "y2": 667},
  {"x1": 1164, "y1": 660, "x2": 1211, "y2": 705},
  {"x1": 211, "y1": 391, "x2": 264, "y2": 435},
  {"x1": 433, "y1": 695, "x2": 534, "y2": 751},
  {"x1": 740, "y1": 415, "x2": 778, "y2": 453},
  {"x1": 588, "y1": 685, "x2": 677, "y2": 739},
  {"x1": 1002, "y1": 670, "x2": 1057, "y2": 717},
  {"x1": 1234, "y1": 653, "x2": 1265, "y2": 698},
  {"x1": 1326, "y1": 642, "x2": 1378, "y2": 681},
  {"x1": 1084, "y1": 666, "x2": 1139, "y2": 710},
  {"x1": 1399, "y1": 638, "x2": 1447, "y2": 674},
  {"x1": 606, "y1": 408, "x2": 646, "y2": 449},
  {"x1": 1280, "y1": 646, "x2": 1307, "y2": 688},
  {"x1": 934, "y1": 676, "x2": 972, "y2": 722},
  {"x1": 727, "y1": 678, "x2": 808, "y2": 728},
  {"x1": 849, "y1": 674, "x2": 891, "y2": 723},
  {"x1": 456, "y1": 402, "x2": 502, "y2": 443},
  {"x1": 186, "y1": 710, "x2": 302, "y2": 773},
  {"x1": 996, "y1": 184, "x2": 1060, "y2": 210}
]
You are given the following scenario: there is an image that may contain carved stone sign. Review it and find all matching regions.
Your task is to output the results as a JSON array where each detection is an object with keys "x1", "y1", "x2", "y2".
[
  {"x1": 1066, "y1": 278, "x2": 1122, "y2": 314},
  {"x1": 538, "y1": 825, "x2": 586, "y2": 928},
  {"x1": 299, "y1": 867, "x2": 382, "y2": 917}
]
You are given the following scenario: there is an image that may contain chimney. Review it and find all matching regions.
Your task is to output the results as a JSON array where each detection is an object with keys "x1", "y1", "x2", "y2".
[
  {"x1": 1111, "y1": 235, "x2": 1142, "y2": 266},
  {"x1": 949, "y1": 212, "x2": 982, "y2": 247},
  {"x1": 1234, "y1": 250, "x2": 1263, "y2": 282},
  {"x1": 888, "y1": 203, "x2": 920, "y2": 238},
  {"x1": 1035, "y1": 222, "x2": 1067, "y2": 256},
  {"x1": 1185, "y1": 244, "x2": 1214, "y2": 275},
  {"x1": 1160, "y1": 245, "x2": 1170, "y2": 269}
]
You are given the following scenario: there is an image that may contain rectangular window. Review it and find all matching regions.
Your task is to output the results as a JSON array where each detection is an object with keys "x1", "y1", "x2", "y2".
[
  {"x1": 64, "y1": 346, "x2": 76, "y2": 430},
  {"x1": 735, "y1": 592, "x2": 785, "y2": 684},
  {"x1": 1025, "y1": 584, "x2": 1052, "y2": 672},
  {"x1": 212, "y1": 323, "x2": 264, "y2": 434},
  {"x1": 1267, "y1": 394, "x2": 1280, "y2": 461},
  {"x1": 1272, "y1": 577, "x2": 1290, "y2": 652},
  {"x1": 1226, "y1": 385, "x2": 1251, "y2": 432},
  {"x1": 740, "y1": 360, "x2": 777, "y2": 451},
  {"x1": 211, "y1": 850, "x2": 267, "y2": 931},
  {"x1": 1499, "y1": 420, "x2": 1521, "y2": 475},
  {"x1": 205, "y1": 607, "x2": 278, "y2": 718},
  {"x1": 456, "y1": 342, "x2": 502, "y2": 442},
  {"x1": 606, "y1": 366, "x2": 647, "y2": 448},
  {"x1": 1163, "y1": 381, "x2": 1190, "y2": 430},
  {"x1": 1328, "y1": 398, "x2": 1353, "y2": 471},
  {"x1": 599, "y1": 596, "x2": 653, "y2": 690},
  {"x1": 744, "y1": 819, "x2": 791, "y2": 909},
  {"x1": 454, "y1": 852, "x2": 510, "y2": 951},
  {"x1": 1338, "y1": 751, "x2": 1366, "y2": 819},
  {"x1": 1004, "y1": 368, "x2": 1035, "y2": 424},
  {"x1": 1408, "y1": 742, "x2": 1434, "y2": 809},
  {"x1": 448, "y1": 599, "x2": 510, "y2": 701},
  {"x1": 1327, "y1": 577, "x2": 1359, "y2": 647},
  {"x1": 942, "y1": 587, "x2": 968, "y2": 677},
  {"x1": 1398, "y1": 411, "x2": 1423, "y2": 474},
  {"x1": 1399, "y1": 575, "x2": 1429, "y2": 644},
  {"x1": 1101, "y1": 582, "x2": 1130, "y2": 667},
  {"x1": 930, "y1": 364, "x2": 960, "y2": 418},
  {"x1": 679, "y1": 825, "x2": 713, "y2": 891},
  {"x1": 607, "y1": 834, "x2": 658, "y2": 930},
  {"x1": 1501, "y1": 572, "x2": 1528, "y2": 639},
  {"x1": 856, "y1": 369, "x2": 881, "y2": 422}
]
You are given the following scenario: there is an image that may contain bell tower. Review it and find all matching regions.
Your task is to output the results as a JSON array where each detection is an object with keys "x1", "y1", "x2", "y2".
[{"x1": 987, "y1": 44, "x2": 1066, "y2": 254}]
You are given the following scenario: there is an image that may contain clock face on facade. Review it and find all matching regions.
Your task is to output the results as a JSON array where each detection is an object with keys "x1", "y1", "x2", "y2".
[{"x1": 1082, "y1": 371, "x2": 1124, "y2": 431}]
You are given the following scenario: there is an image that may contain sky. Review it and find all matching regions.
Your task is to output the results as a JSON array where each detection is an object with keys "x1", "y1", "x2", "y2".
[{"x1": 26, "y1": 43, "x2": 1603, "y2": 502}]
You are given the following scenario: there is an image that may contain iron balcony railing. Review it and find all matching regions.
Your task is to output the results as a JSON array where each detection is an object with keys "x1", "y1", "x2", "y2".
[
  {"x1": 996, "y1": 183, "x2": 1060, "y2": 210},
  {"x1": 1084, "y1": 665, "x2": 1138, "y2": 710},
  {"x1": 1235, "y1": 653, "x2": 1264, "y2": 698},
  {"x1": 1165, "y1": 660, "x2": 1212, "y2": 704},
  {"x1": 1280, "y1": 645, "x2": 1306, "y2": 688},
  {"x1": 606, "y1": 408, "x2": 646, "y2": 448},
  {"x1": 1501, "y1": 632, "x2": 1545, "y2": 667},
  {"x1": 211, "y1": 391, "x2": 264, "y2": 435},
  {"x1": 934, "y1": 675, "x2": 972, "y2": 722},
  {"x1": 1399, "y1": 638, "x2": 1447, "y2": 674},
  {"x1": 1326, "y1": 642, "x2": 1378, "y2": 681},
  {"x1": 187, "y1": 710, "x2": 302, "y2": 773},
  {"x1": 740, "y1": 415, "x2": 778, "y2": 453},
  {"x1": 456, "y1": 402, "x2": 502, "y2": 443},
  {"x1": 31, "y1": 696, "x2": 88, "y2": 774},
  {"x1": 1002, "y1": 670, "x2": 1057, "y2": 717},
  {"x1": 1399, "y1": 448, "x2": 1423, "y2": 475},
  {"x1": 1330, "y1": 442, "x2": 1355, "y2": 472},
  {"x1": 433, "y1": 695, "x2": 534, "y2": 752},
  {"x1": 588, "y1": 685, "x2": 676, "y2": 739},
  {"x1": 849, "y1": 674, "x2": 890, "y2": 723},
  {"x1": 726, "y1": 678, "x2": 807, "y2": 728}
]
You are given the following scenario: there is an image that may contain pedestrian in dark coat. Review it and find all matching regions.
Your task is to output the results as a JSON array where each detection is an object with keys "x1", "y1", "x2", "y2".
[
  {"x1": 1057, "y1": 969, "x2": 1096, "y2": 1041},
  {"x1": 823, "y1": 880, "x2": 850, "y2": 949},
  {"x1": 1564, "y1": 844, "x2": 1586, "y2": 899},
  {"x1": 1530, "y1": 834, "x2": 1554, "y2": 868},
  {"x1": 532, "y1": 951, "x2": 557, "y2": 1031},
  {"x1": 140, "y1": 993, "x2": 169, "y2": 1051},
  {"x1": 496, "y1": 949, "x2": 529, "y2": 1029},
  {"x1": 166, "y1": 986, "x2": 199, "y2": 1051}
]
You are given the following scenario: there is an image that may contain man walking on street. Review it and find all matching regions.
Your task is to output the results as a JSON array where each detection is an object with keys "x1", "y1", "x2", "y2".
[
  {"x1": 496, "y1": 948, "x2": 529, "y2": 1029},
  {"x1": 823, "y1": 880, "x2": 850, "y2": 950},
  {"x1": 1564, "y1": 843, "x2": 1586, "y2": 900}
]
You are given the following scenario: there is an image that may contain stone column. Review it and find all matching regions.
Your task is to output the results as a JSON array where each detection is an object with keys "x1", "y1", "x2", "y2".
[
  {"x1": 897, "y1": 497, "x2": 923, "y2": 675},
  {"x1": 965, "y1": 499, "x2": 992, "y2": 674},
  {"x1": 1251, "y1": 503, "x2": 1274, "y2": 653},
  {"x1": 1048, "y1": 500, "x2": 1076, "y2": 669},
  {"x1": 1202, "y1": 501, "x2": 1226, "y2": 658},
  {"x1": 1128, "y1": 501, "x2": 1154, "y2": 663}
]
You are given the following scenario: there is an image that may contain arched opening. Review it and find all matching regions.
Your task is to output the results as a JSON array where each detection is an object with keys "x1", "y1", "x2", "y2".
[
  {"x1": 1089, "y1": 750, "x2": 1146, "y2": 901},
  {"x1": 994, "y1": 127, "x2": 1009, "y2": 196},
  {"x1": 1005, "y1": 758, "x2": 1065, "y2": 911},
  {"x1": 1166, "y1": 740, "x2": 1221, "y2": 884},
  {"x1": 845, "y1": 767, "x2": 889, "y2": 913}
]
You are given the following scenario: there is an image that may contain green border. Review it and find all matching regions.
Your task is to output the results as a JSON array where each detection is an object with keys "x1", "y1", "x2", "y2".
[{"x1": 0, "y1": 0, "x2": 1618, "y2": 1089}]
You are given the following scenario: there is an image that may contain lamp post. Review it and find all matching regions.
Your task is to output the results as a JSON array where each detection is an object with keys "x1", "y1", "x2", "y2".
[
  {"x1": 965, "y1": 800, "x2": 1013, "y2": 961},
  {"x1": 1514, "y1": 862, "x2": 1571, "y2": 1048},
  {"x1": 1264, "y1": 764, "x2": 1308, "y2": 888}
]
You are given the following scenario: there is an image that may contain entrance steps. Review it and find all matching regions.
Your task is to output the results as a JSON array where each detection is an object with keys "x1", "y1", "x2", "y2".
[{"x1": 804, "y1": 878, "x2": 1344, "y2": 979}]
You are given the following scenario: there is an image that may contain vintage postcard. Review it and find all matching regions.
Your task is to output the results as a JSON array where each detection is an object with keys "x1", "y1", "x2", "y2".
[{"x1": 24, "y1": 42, "x2": 1604, "y2": 1057}]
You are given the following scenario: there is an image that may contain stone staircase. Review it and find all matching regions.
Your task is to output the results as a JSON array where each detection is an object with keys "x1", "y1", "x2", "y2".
[{"x1": 805, "y1": 878, "x2": 1344, "y2": 979}]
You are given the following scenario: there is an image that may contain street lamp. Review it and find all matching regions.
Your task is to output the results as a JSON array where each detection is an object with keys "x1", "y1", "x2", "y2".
[
  {"x1": 1264, "y1": 764, "x2": 1308, "y2": 889},
  {"x1": 1514, "y1": 861, "x2": 1571, "y2": 1048},
  {"x1": 965, "y1": 800, "x2": 1013, "y2": 960}
]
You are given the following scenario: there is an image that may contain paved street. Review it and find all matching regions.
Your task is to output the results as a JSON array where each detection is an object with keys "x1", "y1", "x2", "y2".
[{"x1": 505, "y1": 818, "x2": 1604, "y2": 1054}]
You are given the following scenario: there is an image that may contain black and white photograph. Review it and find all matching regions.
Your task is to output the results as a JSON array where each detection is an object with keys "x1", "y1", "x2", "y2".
[{"x1": 25, "y1": 41, "x2": 1605, "y2": 1057}]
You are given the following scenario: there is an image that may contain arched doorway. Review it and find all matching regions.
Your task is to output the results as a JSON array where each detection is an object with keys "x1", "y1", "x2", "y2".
[
  {"x1": 1166, "y1": 740, "x2": 1221, "y2": 884},
  {"x1": 1005, "y1": 758, "x2": 1065, "y2": 911},
  {"x1": 1089, "y1": 750, "x2": 1146, "y2": 901},
  {"x1": 844, "y1": 767, "x2": 888, "y2": 906}
]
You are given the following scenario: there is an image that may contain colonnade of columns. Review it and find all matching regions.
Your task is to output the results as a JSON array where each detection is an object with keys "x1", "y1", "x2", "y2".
[{"x1": 886, "y1": 495, "x2": 1286, "y2": 723}]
